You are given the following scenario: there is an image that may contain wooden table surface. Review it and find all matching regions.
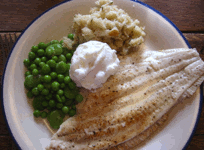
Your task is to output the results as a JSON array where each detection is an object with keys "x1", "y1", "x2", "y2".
[{"x1": 0, "y1": 0, "x2": 204, "y2": 149}]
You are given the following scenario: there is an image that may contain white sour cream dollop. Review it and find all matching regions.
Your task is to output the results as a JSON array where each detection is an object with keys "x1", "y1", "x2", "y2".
[{"x1": 69, "y1": 40, "x2": 120, "y2": 90}]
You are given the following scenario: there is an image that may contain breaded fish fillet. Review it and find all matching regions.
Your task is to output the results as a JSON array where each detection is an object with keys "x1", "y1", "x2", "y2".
[{"x1": 46, "y1": 48, "x2": 204, "y2": 150}]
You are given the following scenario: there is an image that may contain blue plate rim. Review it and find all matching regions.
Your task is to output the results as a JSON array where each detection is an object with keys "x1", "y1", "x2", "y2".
[{"x1": 1, "y1": 0, "x2": 202, "y2": 150}]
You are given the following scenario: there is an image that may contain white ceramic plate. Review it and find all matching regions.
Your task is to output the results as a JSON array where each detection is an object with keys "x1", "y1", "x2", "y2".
[{"x1": 2, "y1": 0, "x2": 202, "y2": 150}]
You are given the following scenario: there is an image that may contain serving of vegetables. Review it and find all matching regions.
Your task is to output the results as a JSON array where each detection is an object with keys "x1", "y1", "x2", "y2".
[{"x1": 23, "y1": 34, "x2": 83, "y2": 129}]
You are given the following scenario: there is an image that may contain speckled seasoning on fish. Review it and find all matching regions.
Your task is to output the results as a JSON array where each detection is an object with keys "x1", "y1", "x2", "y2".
[{"x1": 46, "y1": 48, "x2": 204, "y2": 150}]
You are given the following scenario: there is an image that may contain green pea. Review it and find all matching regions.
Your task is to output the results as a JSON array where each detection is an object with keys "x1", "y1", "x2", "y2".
[
  {"x1": 33, "y1": 96, "x2": 44, "y2": 111},
  {"x1": 45, "y1": 45, "x2": 55, "y2": 57},
  {"x1": 45, "y1": 43, "x2": 49, "y2": 47},
  {"x1": 37, "y1": 84, "x2": 44, "y2": 91},
  {"x1": 42, "y1": 101, "x2": 48, "y2": 107},
  {"x1": 38, "y1": 42, "x2": 47, "y2": 49},
  {"x1": 44, "y1": 75, "x2": 52, "y2": 83},
  {"x1": 50, "y1": 72, "x2": 57, "y2": 79},
  {"x1": 41, "y1": 64, "x2": 51, "y2": 75},
  {"x1": 65, "y1": 99, "x2": 73, "y2": 106},
  {"x1": 67, "y1": 63, "x2": 71, "y2": 70},
  {"x1": 58, "y1": 54, "x2": 66, "y2": 63},
  {"x1": 39, "y1": 75, "x2": 44, "y2": 82},
  {"x1": 33, "y1": 110, "x2": 41, "y2": 117},
  {"x1": 60, "y1": 40, "x2": 63, "y2": 45},
  {"x1": 61, "y1": 96, "x2": 66, "y2": 103},
  {"x1": 44, "y1": 83, "x2": 52, "y2": 89},
  {"x1": 32, "y1": 68, "x2": 39, "y2": 76},
  {"x1": 46, "y1": 42, "x2": 51, "y2": 46},
  {"x1": 64, "y1": 70, "x2": 70, "y2": 76},
  {"x1": 66, "y1": 53, "x2": 72, "y2": 60},
  {"x1": 37, "y1": 49, "x2": 45, "y2": 57},
  {"x1": 46, "y1": 48, "x2": 54, "y2": 57},
  {"x1": 28, "y1": 52, "x2": 36, "y2": 60},
  {"x1": 52, "y1": 56, "x2": 58, "y2": 62},
  {"x1": 32, "y1": 87, "x2": 39, "y2": 96},
  {"x1": 70, "y1": 50, "x2": 75, "y2": 55},
  {"x1": 47, "y1": 59, "x2": 56, "y2": 68},
  {"x1": 50, "y1": 40, "x2": 59, "y2": 44},
  {"x1": 64, "y1": 88, "x2": 75, "y2": 99},
  {"x1": 47, "y1": 106, "x2": 52, "y2": 111},
  {"x1": 27, "y1": 91, "x2": 33, "y2": 98},
  {"x1": 48, "y1": 110, "x2": 63, "y2": 129},
  {"x1": 71, "y1": 104, "x2": 76, "y2": 110},
  {"x1": 53, "y1": 44, "x2": 63, "y2": 55},
  {"x1": 64, "y1": 76, "x2": 71, "y2": 84},
  {"x1": 68, "y1": 109, "x2": 76, "y2": 117},
  {"x1": 76, "y1": 94, "x2": 83, "y2": 103},
  {"x1": 56, "y1": 62, "x2": 67, "y2": 74},
  {"x1": 45, "y1": 93, "x2": 53, "y2": 101},
  {"x1": 72, "y1": 88, "x2": 79, "y2": 96},
  {"x1": 60, "y1": 83, "x2": 65, "y2": 89},
  {"x1": 58, "y1": 110, "x2": 65, "y2": 119},
  {"x1": 41, "y1": 111, "x2": 48, "y2": 118},
  {"x1": 52, "y1": 81, "x2": 60, "y2": 91},
  {"x1": 68, "y1": 81, "x2": 76, "y2": 89},
  {"x1": 41, "y1": 57, "x2": 47, "y2": 62},
  {"x1": 39, "y1": 62, "x2": 46, "y2": 68},
  {"x1": 41, "y1": 88, "x2": 49, "y2": 95},
  {"x1": 62, "y1": 47, "x2": 69, "y2": 56},
  {"x1": 57, "y1": 74, "x2": 64, "y2": 83},
  {"x1": 25, "y1": 71, "x2": 31, "y2": 77},
  {"x1": 23, "y1": 59, "x2": 30, "y2": 67},
  {"x1": 62, "y1": 106, "x2": 69, "y2": 114},
  {"x1": 49, "y1": 100, "x2": 56, "y2": 107},
  {"x1": 29, "y1": 63, "x2": 37, "y2": 71},
  {"x1": 24, "y1": 75, "x2": 40, "y2": 89},
  {"x1": 56, "y1": 103, "x2": 63, "y2": 109},
  {"x1": 56, "y1": 94, "x2": 62, "y2": 103},
  {"x1": 31, "y1": 45, "x2": 39, "y2": 53},
  {"x1": 68, "y1": 33, "x2": 74, "y2": 40},
  {"x1": 23, "y1": 81, "x2": 30, "y2": 90},
  {"x1": 57, "y1": 89, "x2": 64, "y2": 96},
  {"x1": 34, "y1": 58, "x2": 41, "y2": 65}
]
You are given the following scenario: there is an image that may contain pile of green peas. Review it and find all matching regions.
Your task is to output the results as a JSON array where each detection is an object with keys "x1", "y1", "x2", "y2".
[{"x1": 23, "y1": 34, "x2": 83, "y2": 129}]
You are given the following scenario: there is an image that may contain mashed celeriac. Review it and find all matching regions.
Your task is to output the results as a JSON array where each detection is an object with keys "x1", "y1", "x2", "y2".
[{"x1": 72, "y1": 0, "x2": 146, "y2": 55}]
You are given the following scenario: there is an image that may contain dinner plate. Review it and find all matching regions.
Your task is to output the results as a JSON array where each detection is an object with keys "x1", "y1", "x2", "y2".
[{"x1": 2, "y1": 0, "x2": 202, "y2": 150}]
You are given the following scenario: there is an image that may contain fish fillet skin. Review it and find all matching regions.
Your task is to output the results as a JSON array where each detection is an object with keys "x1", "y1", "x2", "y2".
[
  {"x1": 46, "y1": 48, "x2": 204, "y2": 150},
  {"x1": 110, "y1": 114, "x2": 168, "y2": 150},
  {"x1": 113, "y1": 73, "x2": 204, "y2": 150},
  {"x1": 77, "y1": 48, "x2": 199, "y2": 113}
]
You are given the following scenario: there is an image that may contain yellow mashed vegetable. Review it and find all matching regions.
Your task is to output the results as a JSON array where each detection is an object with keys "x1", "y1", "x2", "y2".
[{"x1": 68, "y1": 0, "x2": 146, "y2": 55}]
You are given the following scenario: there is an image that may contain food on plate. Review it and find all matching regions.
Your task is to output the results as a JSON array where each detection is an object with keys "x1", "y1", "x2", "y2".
[
  {"x1": 63, "y1": 34, "x2": 75, "y2": 50},
  {"x1": 69, "y1": 40, "x2": 120, "y2": 90},
  {"x1": 112, "y1": 114, "x2": 168, "y2": 149},
  {"x1": 46, "y1": 48, "x2": 204, "y2": 149},
  {"x1": 72, "y1": 0, "x2": 146, "y2": 55},
  {"x1": 23, "y1": 37, "x2": 84, "y2": 129},
  {"x1": 22, "y1": 0, "x2": 203, "y2": 148}
]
